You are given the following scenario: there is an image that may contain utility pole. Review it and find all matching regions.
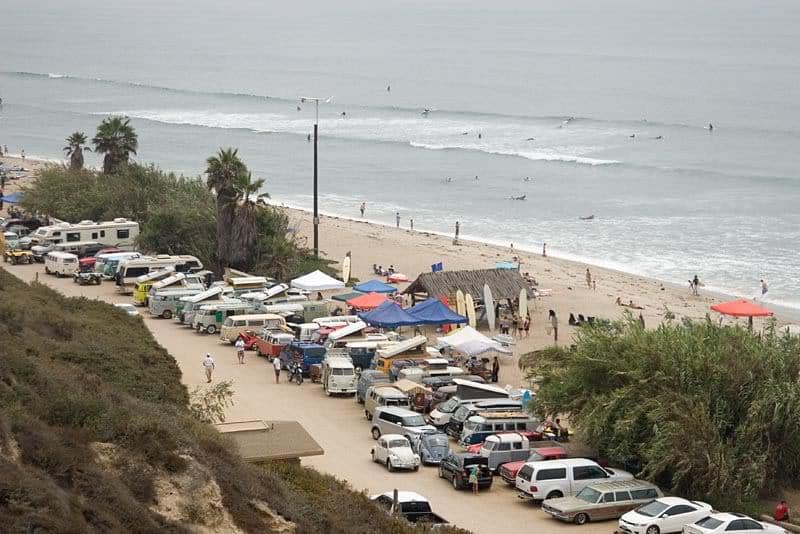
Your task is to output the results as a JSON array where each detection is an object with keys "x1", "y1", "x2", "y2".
[{"x1": 300, "y1": 96, "x2": 331, "y2": 257}]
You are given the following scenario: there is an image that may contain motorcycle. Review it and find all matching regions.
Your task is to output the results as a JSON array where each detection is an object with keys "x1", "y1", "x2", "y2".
[{"x1": 290, "y1": 362, "x2": 304, "y2": 385}]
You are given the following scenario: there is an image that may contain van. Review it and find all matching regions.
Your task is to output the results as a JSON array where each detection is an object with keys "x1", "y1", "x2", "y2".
[
  {"x1": 399, "y1": 358, "x2": 465, "y2": 383},
  {"x1": 365, "y1": 386, "x2": 411, "y2": 421},
  {"x1": 178, "y1": 285, "x2": 230, "y2": 325},
  {"x1": 373, "y1": 335, "x2": 429, "y2": 374},
  {"x1": 193, "y1": 301, "x2": 254, "y2": 335},
  {"x1": 290, "y1": 322, "x2": 320, "y2": 342},
  {"x1": 459, "y1": 411, "x2": 539, "y2": 445},
  {"x1": 356, "y1": 370, "x2": 391, "y2": 404},
  {"x1": 371, "y1": 406, "x2": 436, "y2": 440},
  {"x1": 445, "y1": 399, "x2": 524, "y2": 439},
  {"x1": 148, "y1": 288, "x2": 204, "y2": 319},
  {"x1": 219, "y1": 314, "x2": 286, "y2": 344},
  {"x1": 53, "y1": 241, "x2": 104, "y2": 258},
  {"x1": 515, "y1": 458, "x2": 634, "y2": 501},
  {"x1": 427, "y1": 379, "x2": 511, "y2": 427},
  {"x1": 44, "y1": 251, "x2": 80, "y2": 277},
  {"x1": 95, "y1": 252, "x2": 141, "y2": 279},
  {"x1": 131, "y1": 267, "x2": 176, "y2": 306},
  {"x1": 279, "y1": 342, "x2": 326, "y2": 374},
  {"x1": 321, "y1": 356, "x2": 357, "y2": 396},
  {"x1": 478, "y1": 433, "x2": 533, "y2": 472}
]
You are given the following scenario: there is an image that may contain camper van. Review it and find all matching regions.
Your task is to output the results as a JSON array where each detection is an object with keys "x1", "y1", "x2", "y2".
[
  {"x1": 279, "y1": 342, "x2": 326, "y2": 374},
  {"x1": 95, "y1": 252, "x2": 142, "y2": 279},
  {"x1": 177, "y1": 286, "x2": 230, "y2": 325},
  {"x1": 399, "y1": 358, "x2": 465, "y2": 383},
  {"x1": 148, "y1": 288, "x2": 204, "y2": 319},
  {"x1": 459, "y1": 411, "x2": 539, "y2": 445},
  {"x1": 115, "y1": 255, "x2": 203, "y2": 294},
  {"x1": 373, "y1": 335, "x2": 429, "y2": 375},
  {"x1": 131, "y1": 267, "x2": 176, "y2": 306},
  {"x1": 30, "y1": 218, "x2": 139, "y2": 248},
  {"x1": 427, "y1": 379, "x2": 511, "y2": 428},
  {"x1": 364, "y1": 386, "x2": 411, "y2": 421},
  {"x1": 219, "y1": 313, "x2": 286, "y2": 344},
  {"x1": 321, "y1": 356, "x2": 357, "y2": 396},
  {"x1": 228, "y1": 276, "x2": 270, "y2": 294},
  {"x1": 52, "y1": 241, "x2": 105, "y2": 258},
  {"x1": 44, "y1": 251, "x2": 79, "y2": 277},
  {"x1": 192, "y1": 301, "x2": 253, "y2": 334}
]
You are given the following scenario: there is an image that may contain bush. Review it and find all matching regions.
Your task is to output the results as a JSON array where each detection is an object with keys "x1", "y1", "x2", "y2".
[{"x1": 520, "y1": 316, "x2": 800, "y2": 509}]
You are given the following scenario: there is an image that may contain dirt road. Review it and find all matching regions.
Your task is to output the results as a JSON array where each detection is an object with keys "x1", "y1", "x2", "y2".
[{"x1": 5, "y1": 263, "x2": 614, "y2": 534}]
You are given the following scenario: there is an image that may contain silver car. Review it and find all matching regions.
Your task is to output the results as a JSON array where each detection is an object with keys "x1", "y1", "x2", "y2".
[{"x1": 371, "y1": 406, "x2": 436, "y2": 440}]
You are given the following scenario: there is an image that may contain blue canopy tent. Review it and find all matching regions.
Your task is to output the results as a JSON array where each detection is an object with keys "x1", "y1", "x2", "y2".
[
  {"x1": 0, "y1": 192, "x2": 22, "y2": 203},
  {"x1": 358, "y1": 300, "x2": 420, "y2": 328},
  {"x1": 406, "y1": 298, "x2": 468, "y2": 325},
  {"x1": 353, "y1": 279, "x2": 397, "y2": 294}
]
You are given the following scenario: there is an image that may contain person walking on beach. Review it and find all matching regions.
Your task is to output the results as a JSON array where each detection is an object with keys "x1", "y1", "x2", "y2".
[
  {"x1": 396, "y1": 212, "x2": 400, "y2": 228},
  {"x1": 235, "y1": 337, "x2": 246, "y2": 364},
  {"x1": 491, "y1": 356, "x2": 499, "y2": 383},
  {"x1": 548, "y1": 310, "x2": 559, "y2": 343},
  {"x1": 512, "y1": 314, "x2": 519, "y2": 337},
  {"x1": 273, "y1": 355, "x2": 282, "y2": 383},
  {"x1": 761, "y1": 279, "x2": 769, "y2": 297},
  {"x1": 454, "y1": 221, "x2": 460, "y2": 243},
  {"x1": 202, "y1": 353, "x2": 215, "y2": 383},
  {"x1": 523, "y1": 315, "x2": 531, "y2": 337},
  {"x1": 691, "y1": 274, "x2": 700, "y2": 296},
  {"x1": 468, "y1": 464, "x2": 479, "y2": 495},
  {"x1": 542, "y1": 243, "x2": 547, "y2": 257},
  {"x1": 21, "y1": 149, "x2": 25, "y2": 161},
  {"x1": 585, "y1": 268, "x2": 592, "y2": 289},
  {"x1": 360, "y1": 202, "x2": 365, "y2": 217},
  {"x1": 410, "y1": 219, "x2": 414, "y2": 230}
]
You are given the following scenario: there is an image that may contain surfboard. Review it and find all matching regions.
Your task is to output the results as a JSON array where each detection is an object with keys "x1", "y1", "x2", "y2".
[
  {"x1": 465, "y1": 293, "x2": 477, "y2": 328},
  {"x1": 519, "y1": 288, "x2": 528, "y2": 319},
  {"x1": 342, "y1": 255, "x2": 351, "y2": 284},
  {"x1": 484, "y1": 284, "x2": 495, "y2": 332},
  {"x1": 455, "y1": 290, "x2": 466, "y2": 328}
]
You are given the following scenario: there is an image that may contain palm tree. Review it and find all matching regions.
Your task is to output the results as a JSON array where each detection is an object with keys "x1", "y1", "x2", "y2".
[
  {"x1": 92, "y1": 116, "x2": 138, "y2": 174},
  {"x1": 206, "y1": 148, "x2": 248, "y2": 274},
  {"x1": 235, "y1": 171, "x2": 266, "y2": 203},
  {"x1": 63, "y1": 131, "x2": 91, "y2": 170}
]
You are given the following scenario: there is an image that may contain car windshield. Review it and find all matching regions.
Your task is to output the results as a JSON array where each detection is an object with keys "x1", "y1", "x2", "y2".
[
  {"x1": 464, "y1": 420, "x2": 480, "y2": 431},
  {"x1": 403, "y1": 415, "x2": 426, "y2": 426},
  {"x1": 424, "y1": 435, "x2": 448, "y2": 447},
  {"x1": 636, "y1": 501, "x2": 669, "y2": 517},
  {"x1": 388, "y1": 439, "x2": 409, "y2": 448},
  {"x1": 575, "y1": 487, "x2": 602, "y2": 504},
  {"x1": 453, "y1": 405, "x2": 471, "y2": 420},
  {"x1": 694, "y1": 517, "x2": 723, "y2": 529},
  {"x1": 438, "y1": 398, "x2": 459, "y2": 413}
]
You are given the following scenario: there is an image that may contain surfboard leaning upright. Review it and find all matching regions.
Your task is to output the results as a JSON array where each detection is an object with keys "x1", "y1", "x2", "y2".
[
  {"x1": 342, "y1": 254, "x2": 351, "y2": 284},
  {"x1": 455, "y1": 290, "x2": 466, "y2": 329},
  {"x1": 484, "y1": 284, "x2": 495, "y2": 332},
  {"x1": 465, "y1": 293, "x2": 477, "y2": 328}
]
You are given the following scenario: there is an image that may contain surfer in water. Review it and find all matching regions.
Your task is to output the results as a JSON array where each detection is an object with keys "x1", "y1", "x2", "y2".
[
  {"x1": 387, "y1": 85, "x2": 391, "y2": 92},
  {"x1": 421, "y1": 108, "x2": 430, "y2": 117},
  {"x1": 341, "y1": 111, "x2": 347, "y2": 117},
  {"x1": 524, "y1": 176, "x2": 531, "y2": 182},
  {"x1": 654, "y1": 135, "x2": 663, "y2": 140},
  {"x1": 708, "y1": 122, "x2": 714, "y2": 131},
  {"x1": 510, "y1": 194, "x2": 527, "y2": 201},
  {"x1": 526, "y1": 137, "x2": 536, "y2": 141}
]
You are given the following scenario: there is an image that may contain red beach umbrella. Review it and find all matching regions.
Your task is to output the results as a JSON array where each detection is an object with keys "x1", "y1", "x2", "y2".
[
  {"x1": 346, "y1": 292, "x2": 389, "y2": 311},
  {"x1": 710, "y1": 299, "x2": 773, "y2": 317}
]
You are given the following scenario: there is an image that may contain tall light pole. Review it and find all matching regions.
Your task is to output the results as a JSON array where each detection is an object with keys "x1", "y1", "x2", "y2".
[{"x1": 299, "y1": 96, "x2": 331, "y2": 257}]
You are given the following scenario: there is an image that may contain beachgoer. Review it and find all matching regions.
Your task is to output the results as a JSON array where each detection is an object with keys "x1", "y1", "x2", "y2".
[
  {"x1": 494, "y1": 302, "x2": 500, "y2": 321},
  {"x1": 638, "y1": 313, "x2": 645, "y2": 328},
  {"x1": 512, "y1": 314, "x2": 519, "y2": 337},
  {"x1": 235, "y1": 337, "x2": 246, "y2": 364},
  {"x1": 0, "y1": 189, "x2": 4, "y2": 210},
  {"x1": 709, "y1": 123, "x2": 714, "y2": 131},
  {"x1": 774, "y1": 501, "x2": 790, "y2": 522},
  {"x1": 468, "y1": 464, "x2": 479, "y2": 494},
  {"x1": 592, "y1": 280, "x2": 596, "y2": 291},
  {"x1": 410, "y1": 219, "x2": 414, "y2": 230},
  {"x1": 396, "y1": 212, "x2": 400, "y2": 228},
  {"x1": 692, "y1": 275, "x2": 700, "y2": 296},
  {"x1": 542, "y1": 243, "x2": 547, "y2": 257},
  {"x1": 360, "y1": 202, "x2": 365, "y2": 217},
  {"x1": 568, "y1": 313, "x2": 577, "y2": 326},
  {"x1": 296, "y1": 105, "x2": 301, "y2": 111},
  {"x1": 21, "y1": 149, "x2": 25, "y2": 161},
  {"x1": 341, "y1": 111, "x2": 346, "y2": 117},
  {"x1": 548, "y1": 310, "x2": 558, "y2": 342},
  {"x1": 387, "y1": 85, "x2": 391, "y2": 92},
  {"x1": 475, "y1": 175, "x2": 479, "y2": 181},
  {"x1": 491, "y1": 356, "x2": 499, "y2": 383},
  {"x1": 761, "y1": 279, "x2": 768, "y2": 297},
  {"x1": 523, "y1": 315, "x2": 530, "y2": 337},
  {"x1": 202, "y1": 353, "x2": 215, "y2": 383},
  {"x1": 585, "y1": 268, "x2": 592, "y2": 289},
  {"x1": 477, "y1": 133, "x2": 482, "y2": 139},
  {"x1": 316, "y1": 291, "x2": 323, "y2": 301},
  {"x1": 455, "y1": 221, "x2": 460, "y2": 242},
  {"x1": 273, "y1": 355, "x2": 282, "y2": 383},
  {"x1": 389, "y1": 265, "x2": 395, "y2": 273},
  {"x1": 307, "y1": 133, "x2": 311, "y2": 142}
]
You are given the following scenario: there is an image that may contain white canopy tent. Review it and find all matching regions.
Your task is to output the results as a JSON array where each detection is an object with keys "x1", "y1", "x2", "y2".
[
  {"x1": 290, "y1": 270, "x2": 345, "y2": 291},
  {"x1": 437, "y1": 326, "x2": 511, "y2": 356}
]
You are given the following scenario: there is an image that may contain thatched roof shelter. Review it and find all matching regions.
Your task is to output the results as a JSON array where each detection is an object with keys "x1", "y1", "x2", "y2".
[{"x1": 403, "y1": 268, "x2": 528, "y2": 302}]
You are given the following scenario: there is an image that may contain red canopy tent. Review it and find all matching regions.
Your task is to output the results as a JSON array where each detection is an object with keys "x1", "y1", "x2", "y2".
[
  {"x1": 710, "y1": 299, "x2": 773, "y2": 328},
  {"x1": 346, "y1": 292, "x2": 389, "y2": 311}
]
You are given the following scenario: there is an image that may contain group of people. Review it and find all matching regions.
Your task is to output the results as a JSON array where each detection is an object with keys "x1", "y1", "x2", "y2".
[{"x1": 497, "y1": 311, "x2": 531, "y2": 338}]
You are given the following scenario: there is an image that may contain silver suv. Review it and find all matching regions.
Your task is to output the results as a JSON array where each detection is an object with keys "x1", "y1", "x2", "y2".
[{"x1": 371, "y1": 406, "x2": 436, "y2": 440}]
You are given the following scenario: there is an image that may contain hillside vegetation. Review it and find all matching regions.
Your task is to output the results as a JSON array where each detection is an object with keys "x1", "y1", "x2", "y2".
[{"x1": 0, "y1": 269, "x2": 464, "y2": 533}]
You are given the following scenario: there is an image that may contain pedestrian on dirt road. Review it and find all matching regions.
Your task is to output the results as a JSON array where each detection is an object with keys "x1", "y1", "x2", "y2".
[
  {"x1": 203, "y1": 353, "x2": 215, "y2": 383},
  {"x1": 235, "y1": 337, "x2": 246, "y2": 364},
  {"x1": 273, "y1": 356, "x2": 282, "y2": 383}
]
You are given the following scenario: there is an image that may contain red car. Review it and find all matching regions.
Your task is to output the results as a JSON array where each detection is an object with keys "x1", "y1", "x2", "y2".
[{"x1": 498, "y1": 446, "x2": 568, "y2": 485}]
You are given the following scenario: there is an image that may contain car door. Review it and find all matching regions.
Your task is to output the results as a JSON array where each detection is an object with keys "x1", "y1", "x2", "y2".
[
  {"x1": 661, "y1": 504, "x2": 698, "y2": 533},
  {"x1": 571, "y1": 465, "x2": 609, "y2": 494},
  {"x1": 375, "y1": 438, "x2": 387, "y2": 462},
  {"x1": 728, "y1": 518, "x2": 764, "y2": 534},
  {"x1": 612, "y1": 491, "x2": 633, "y2": 519},
  {"x1": 597, "y1": 491, "x2": 616, "y2": 520}
]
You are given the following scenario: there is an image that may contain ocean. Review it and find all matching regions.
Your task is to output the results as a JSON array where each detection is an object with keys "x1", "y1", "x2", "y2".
[{"x1": 1, "y1": 0, "x2": 798, "y2": 309}]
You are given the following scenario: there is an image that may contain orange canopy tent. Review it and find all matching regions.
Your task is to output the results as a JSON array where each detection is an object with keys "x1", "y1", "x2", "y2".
[
  {"x1": 711, "y1": 299, "x2": 772, "y2": 328},
  {"x1": 346, "y1": 292, "x2": 389, "y2": 311}
]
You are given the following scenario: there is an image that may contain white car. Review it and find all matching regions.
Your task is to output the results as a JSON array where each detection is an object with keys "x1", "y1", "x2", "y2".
[
  {"x1": 114, "y1": 303, "x2": 139, "y2": 317},
  {"x1": 619, "y1": 497, "x2": 713, "y2": 534},
  {"x1": 371, "y1": 434, "x2": 420, "y2": 472},
  {"x1": 685, "y1": 513, "x2": 787, "y2": 534}
]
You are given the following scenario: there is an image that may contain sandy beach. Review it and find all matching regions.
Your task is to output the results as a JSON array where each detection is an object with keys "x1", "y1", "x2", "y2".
[{"x1": 0, "y1": 154, "x2": 47, "y2": 218}]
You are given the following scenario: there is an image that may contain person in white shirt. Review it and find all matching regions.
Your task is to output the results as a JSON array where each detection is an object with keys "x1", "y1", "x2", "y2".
[
  {"x1": 235, "y1": 337, "x2": 246, "y2": 364},
  {"x1": 272, "y1": 356, "x2": 282, "y2": 383},
  {"x1": 203, "y1": 353, "x2": 215, "y2": 382}
]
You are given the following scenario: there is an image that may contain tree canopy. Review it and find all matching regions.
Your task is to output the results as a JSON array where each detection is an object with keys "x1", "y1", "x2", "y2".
[
  {"x1": 93, "y1": 116, "x2": 138, "y2": 174},
  {"x1": 520, "y1": 317, "x2": 800, "y2": 509}
]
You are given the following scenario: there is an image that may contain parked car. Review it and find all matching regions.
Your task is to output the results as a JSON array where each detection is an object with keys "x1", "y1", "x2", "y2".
[
  {"x1": 356, "y1": 370, "x2": 391, "y2": 404},
  {"x1": 253, "y1": 330, "x2": 294, "y2": 359},
  {"x1": 684, "y1": 513, "x2": 788, "y2": 534},
  {"x1": 371, "y1": 491, "x2": 448, "y2": 525},
  {"x1": 365, "y1": 386, "x2": 411, "y2": 421},
  {"x1": 412, "y1": 431, "x2": 450, "y2": 465},
  {"x1": 618, "y1": 497, "x2": 713, "y2": 534},
  {"x1": 438, "y1": 453, "x2": 493, "y2": 491},
  {"x1": 371, "y1": 434, "x2": 420, "y2": 472},
  {"x1": 542, "y1": 480, "x2": 663, "y2": 525},
  {"x1": 499, "y1": 446, "x2": 568, "y2": 485},
  {"x1": 516, "y1": 458, "x2": 633, "y2": 501},
  {"x1": 114, "y1": 303, "x2": 139, "y2": 317},
  {"x1": 477, "y1": 433, "x2": 534, "y2": 472},
  {"x1": 371, "y1": 406, "x2": 436, "y2": 440}
]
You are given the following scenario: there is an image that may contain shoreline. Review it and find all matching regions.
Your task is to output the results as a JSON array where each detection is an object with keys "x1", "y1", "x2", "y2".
[{"x1": 271, "y1": 199, "x2": 800, "y2": 325}]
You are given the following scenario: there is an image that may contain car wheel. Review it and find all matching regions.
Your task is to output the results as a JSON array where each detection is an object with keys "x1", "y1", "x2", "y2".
[
  {"x1": 44, "y1": 266, "x2": 50, "y2": 273},
  {"x1": 371, "y1": 427, "x2": 381, "y2": 440},
  {"x1": 162, "y1": 310, "x2": 172, "y2": 319},
  {"x1": 371, "y1": 450, "x2": 377, "y2": 463},
  {"x1": 546, "y1": 490, "x2": 563, "y2": 499},
  {"x1": 452, "y1": 475, "x2": 460, "y2": 490},
  {"x1": 438, "y1": 465, "x2": 445, "y2": 478},
  {"x1": 413, "y1": 465, "x2": 419, "y2": 472},
  {"x1": 206, "y1": 325, "x2": 217, "y2": 335},
  {"x1": 645, "y1": 526, "x2": 660, "y2": 534},
  {"x1": 386, "y1": 459, "x2": 394, "y2": 472},
  {"x1": 574, "y1": 513, "x2": 589, "y2": 525}
]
